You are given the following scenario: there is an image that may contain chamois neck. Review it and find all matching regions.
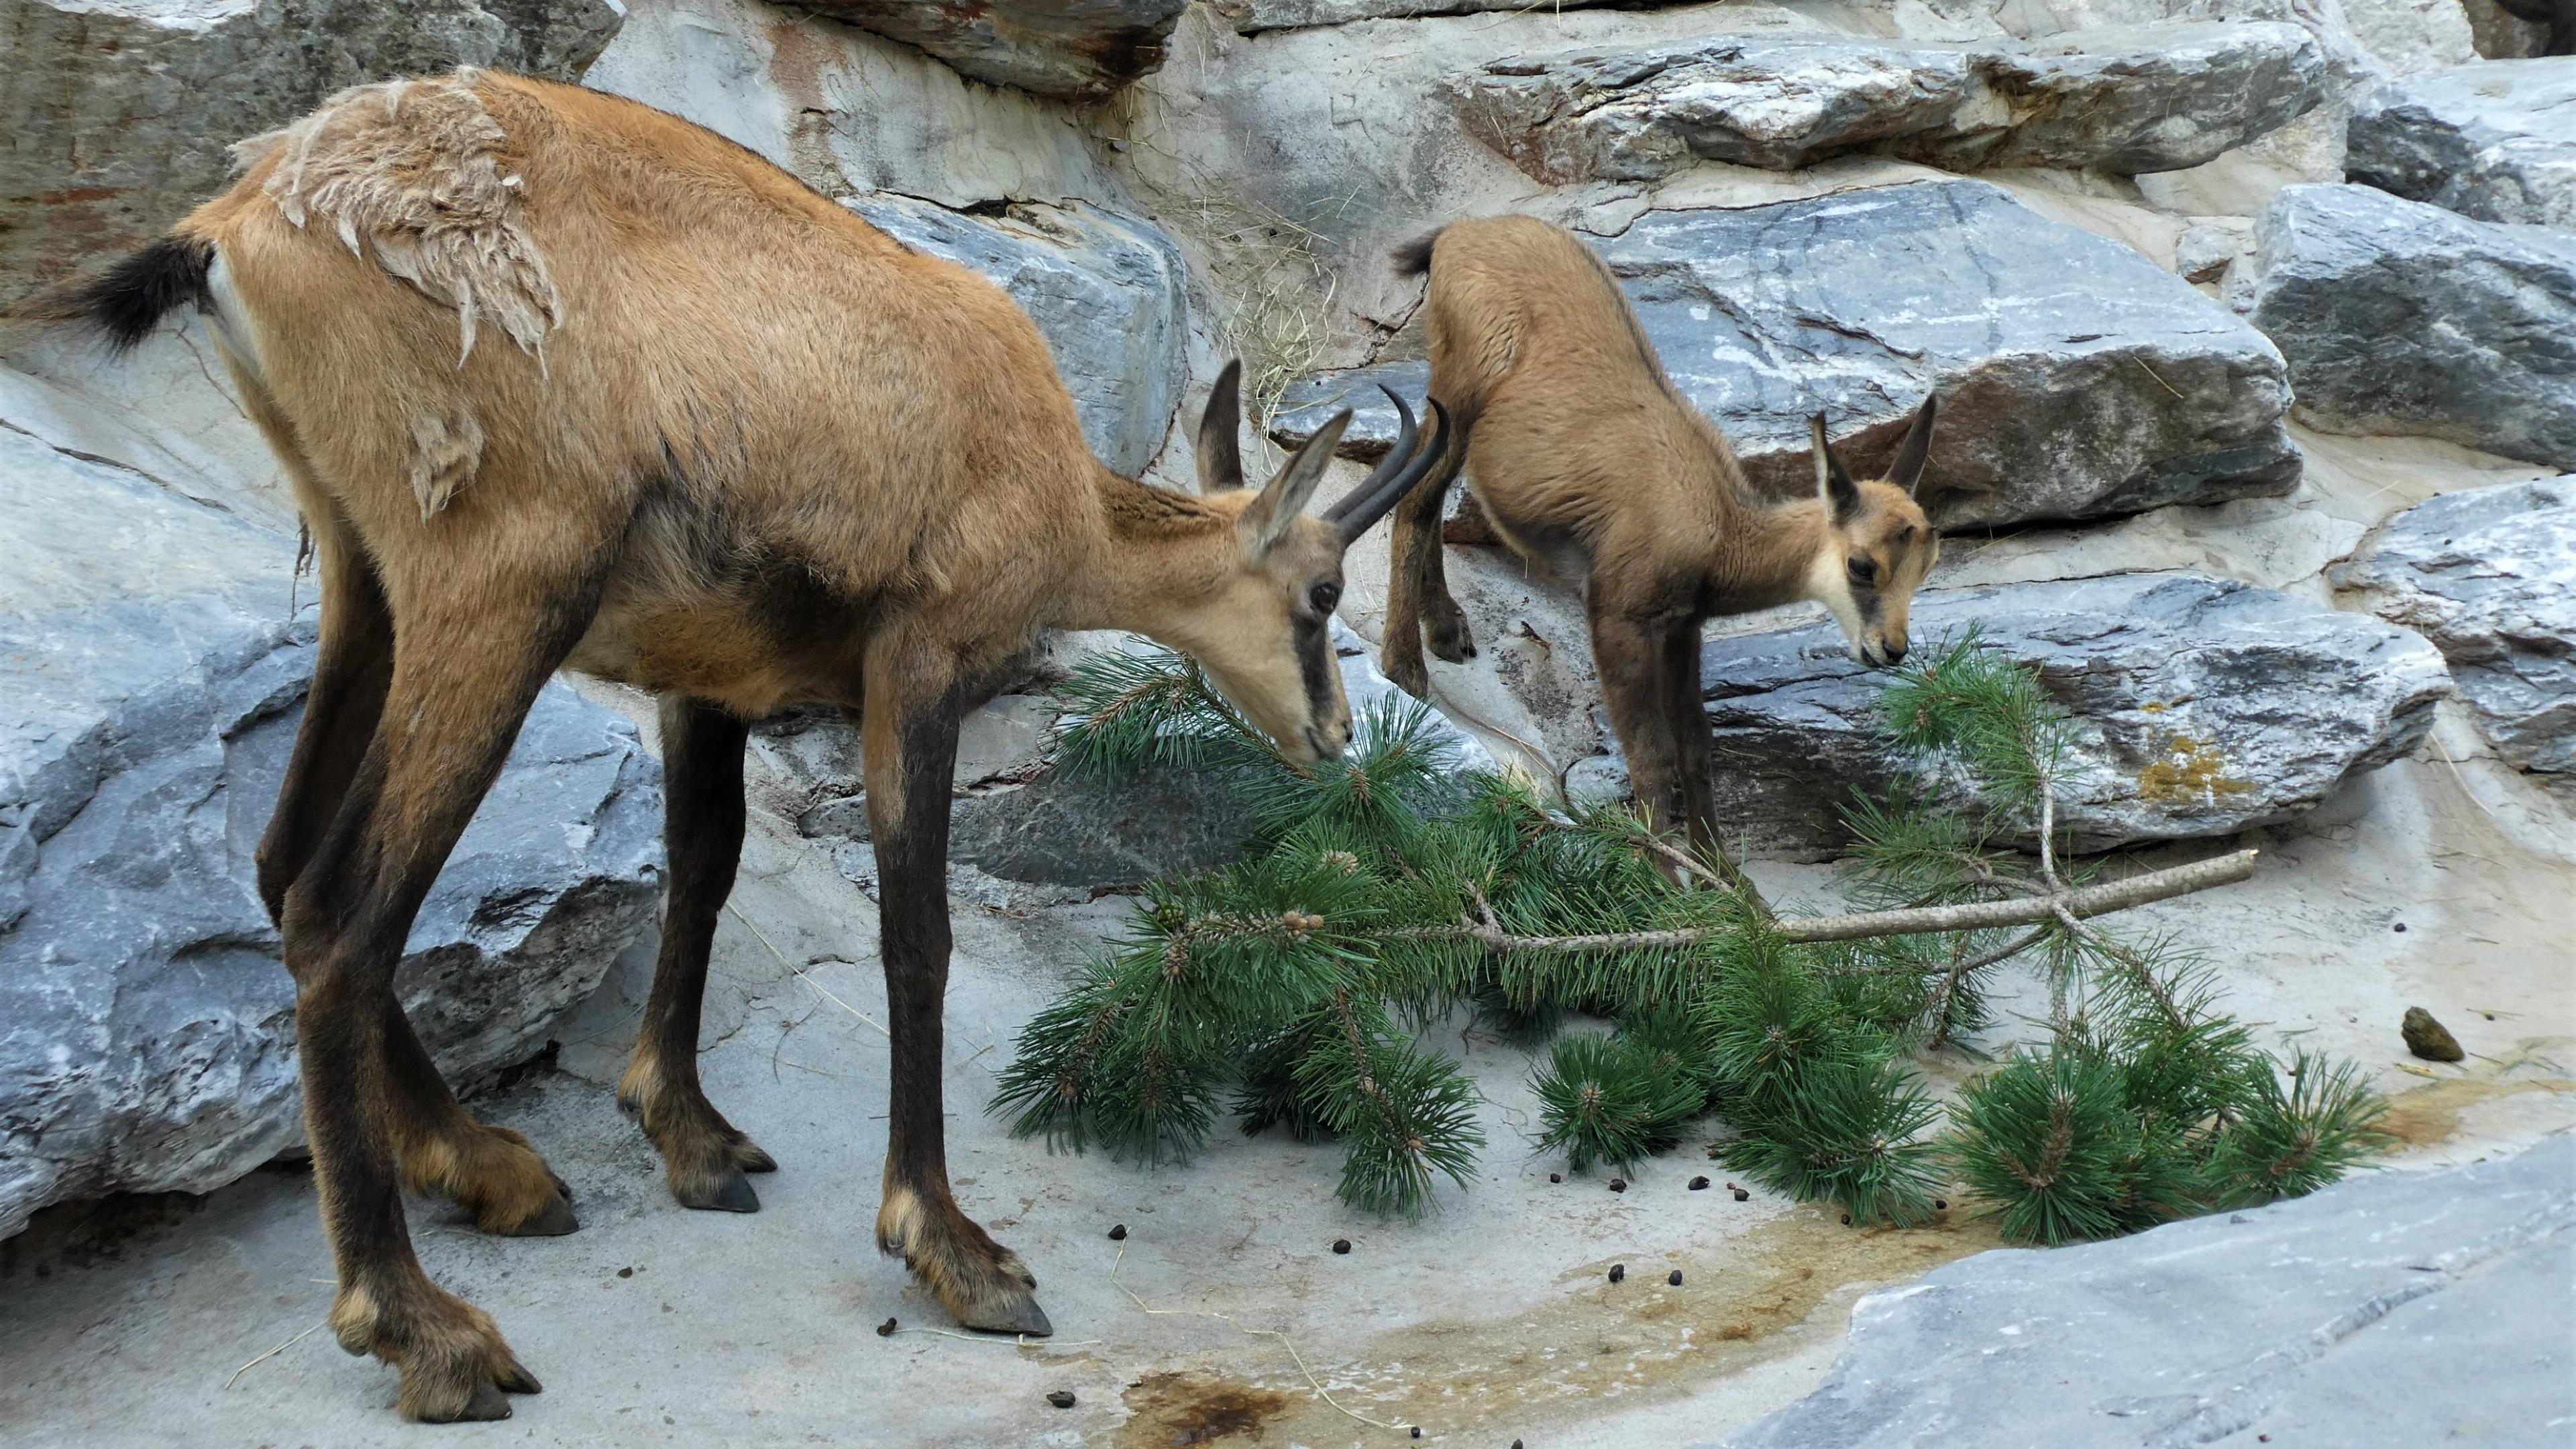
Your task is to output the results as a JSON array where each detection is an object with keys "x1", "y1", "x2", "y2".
[
  {"x1": 1055, "y1": 468, "x2": 1238, "y2": 635},
  {"x1": 1707, "y1": 494, "x2": 1834, "y2": 614}
]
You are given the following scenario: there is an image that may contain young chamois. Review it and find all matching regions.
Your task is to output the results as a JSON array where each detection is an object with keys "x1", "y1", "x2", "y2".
[
  {"x1": 1380, "y1": 215, "x2": 1941, "y2": 867},
  {"x1": 22, "y1": 71, "x2": 1446, "y2": 1423}
]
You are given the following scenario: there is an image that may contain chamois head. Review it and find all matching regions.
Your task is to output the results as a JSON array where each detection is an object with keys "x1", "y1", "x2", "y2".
[
  {"x1": 1182, "y1": 362, "x2": 1450, "y2": 763},
  {"x1": 1805, "y1": 395, "x2": 1941, "y2": 666}
]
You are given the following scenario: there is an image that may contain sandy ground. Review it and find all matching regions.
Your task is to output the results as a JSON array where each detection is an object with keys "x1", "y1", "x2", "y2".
[{"x1": 3, "y1": 720, "x2": 2568, "y2": 1449}]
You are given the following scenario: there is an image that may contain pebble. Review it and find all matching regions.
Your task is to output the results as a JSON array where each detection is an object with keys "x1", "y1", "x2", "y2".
[
  {"x1": 1608, "y1": 1263, "x2": 1625, "y2": 1283},
  {"x1": 1108, "y1": 1224, "x2": 1127, "y2": 1241},
  {"x1": 1608, "y1": 1178, "x2": 1627, "y2": 1193},
  {"x1": 1550, "y1": 1173, "x2": 1562, "y2": 1183},
  {"x1": 1689, "y1": 1176, "x2": 1710, "y2": 1191},
  {"x1": 1668, "y1": 1269, "x2": 1684, "y2": 1286},
  {"x1": 1332, "y1": 1238, "x2": 1352, "y2": 1254},
  {"x1": 1935, "y1": 1199, "x2": 1948, "y2": 1210},
  {"x1": 1046, "y1": 1390, "x2": 1077, "y2": 1409},
  {"x1": 1732, "y1": 1187, "x2": 1750, "y2": 1202}
]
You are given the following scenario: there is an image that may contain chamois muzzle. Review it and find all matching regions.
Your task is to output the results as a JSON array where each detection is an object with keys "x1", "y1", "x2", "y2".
[{"x1": 1321, "y1": 388, "x2": 1451, "y2": 547}]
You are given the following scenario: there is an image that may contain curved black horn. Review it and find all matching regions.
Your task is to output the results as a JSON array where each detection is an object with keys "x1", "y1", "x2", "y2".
[
  {"x1": 1327, "y1": 394, "x2": 1450, "y2": 547},
  {"x1": 1320, "y1": 384, "x2": 1417, "y2": 527}
]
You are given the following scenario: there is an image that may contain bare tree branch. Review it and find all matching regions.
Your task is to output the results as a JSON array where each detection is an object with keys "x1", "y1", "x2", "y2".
[{"x1": 1391, "y1": 850, "x2": 2259, "y2": 955}]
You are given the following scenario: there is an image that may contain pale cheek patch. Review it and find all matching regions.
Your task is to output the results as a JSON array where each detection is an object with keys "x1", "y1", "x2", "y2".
[{"x1": 1803, "y1": 549, "x2": 1868, "y2": 655}]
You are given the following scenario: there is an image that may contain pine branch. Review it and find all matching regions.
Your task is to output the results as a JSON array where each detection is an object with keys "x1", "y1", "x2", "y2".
[{"x1": 1388, "y1": 850, "x2": 2256, "y2": 953}]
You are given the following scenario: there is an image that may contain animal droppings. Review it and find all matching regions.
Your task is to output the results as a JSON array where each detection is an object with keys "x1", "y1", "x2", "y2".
[
  {"x1": 1607, "y1": 1263, "x2": 1625, "y2": 1283},
  {"x1": 616, "y1": 1267, "x2": 633, "y2": 1278},
  {"x1": 1108, "y1": 1224, "x2": 1127, "y2": 1241},
  {"x1": 1332, "y1": 1238, "x2": 1352, "y2": 1254},
  {"x1": 1935, "y1": 1199, "x2": 1949, "y2": 1210},
  {"x1": 1668, "y1": 1269, "x2": 1684, "y2": 1286},
  {"x1": 2402, "y1": 1006, "x2": 2465, "y2": 1062},
  {"x1": 1550, "y1": 1173, "x2": 1562, "y2": 1183},
  {"x1": 1841, "y1": 1214, "x2": 1853, "y2": 1225},
  {"x1": 1608, "y1": 1178, "x2": 1627, "y2": 1193},
  {"x1": 1731, "y1": 1188, "x2": 1750, "y2": 1201},
  {"x1": 1689, "y1": 1175, "x2": 1710, "y2": 1190},
  {"x1": 876, "y1": 1318, "x2": 896, "y2": 1337},
  {"x1": 2393, "y1": 922, "x2": 2406, "y2": 932},
  {"x1": 1046, "y1": 1390, "x2": 1077, "y2": 1409},
  {"x1": 1411, "y1": 1428, "x2": 1423, "y2": 1439}
]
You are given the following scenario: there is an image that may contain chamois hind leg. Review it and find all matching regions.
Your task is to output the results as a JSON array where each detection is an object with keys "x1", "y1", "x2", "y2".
[
  {"x1": 284, "y1": 564, "x2": 604, "y2": 1422},
  {"x1": 863, "y1": 629, "x2": 1050, "y2": 1337},
  {"x1": 619, "y1": 696, "x2": 775, "y2": 1213},
  {"x1": 255, "y1": 504, "x2": 392, "y2": 925}
]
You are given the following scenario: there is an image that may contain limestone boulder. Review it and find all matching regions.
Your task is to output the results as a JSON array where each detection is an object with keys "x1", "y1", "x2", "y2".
[
  {"x1": 1446, "y1": 23, "x2": 2330, "y2": 183},
  {"x1": 2332, "y1": 478, "x2": 2576, "y2": 796},
  {"x1": 1277, "y1": 180, "x2": 2300, "y2": 529},
  {"x1": 847, "y1": 195, "x2": 1189, "y2": 477},
  {"x1": 1427, "y1": 552, "x2": 2448, "y2": 858},
  {"x1": 1208, "y1": 0, "x2": 1623, "y2": 32},
  {"x1": 1705, "y1": 1138, "x2": 2576, "y2": 1448},
  {"x1": 0, "y1": 0, "x2": 621, "y2": 302},
  {"x1": 2242, "y1": 184, "x2": 2576, "y2": 470},
  {"x1": 2347, "y1": 58, "x2": 2576, "y2": 229},
  {"x1": 796, "y1": 1, "x2": 1185, "y2": 99},
  {"x1": 0, "y1": 427, "x2": 663, "y2": 1240}
]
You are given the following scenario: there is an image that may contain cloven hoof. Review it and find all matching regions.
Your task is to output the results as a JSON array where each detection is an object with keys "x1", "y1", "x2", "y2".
[
  {"x1": 959, "y1": 1291, "x2": 1054, "y2": 1338},
  {"x1": 676, "y1": 1170, "x2": 761, "y2": 1214},
  {"x1": 500, "y1": 1190, "x2": 580, "y2": 1237}
]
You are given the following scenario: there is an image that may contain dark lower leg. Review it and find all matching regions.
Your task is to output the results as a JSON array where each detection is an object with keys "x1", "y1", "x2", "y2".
[
  {"x1": 258, "y1": 527, "x2": 392, "y2": 923},
  {"x1": 1591, "y1": 605, "x2": 1690, "y2": 865},
  {"x1": 1660, "y1": 619, "x2": 1725, "y2": 870},
  {"x1": 865, "y1": 658, "x2": 1047, "y2": 1336},
  {"x1": 619, "y1": 696, "x2": 771, "y2": 1212},
  {"x1": 289, "y1": 580, "x2": 600, "y2": 1421}
]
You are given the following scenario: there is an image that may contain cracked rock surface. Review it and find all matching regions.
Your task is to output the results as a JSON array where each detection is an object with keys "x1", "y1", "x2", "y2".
[{"x1": 1704, "y1": 1135, "x2": 2576, "y2": 1448}]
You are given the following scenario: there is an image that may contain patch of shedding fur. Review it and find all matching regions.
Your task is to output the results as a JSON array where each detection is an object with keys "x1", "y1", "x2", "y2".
[
  {"x1": 407, "y1": 409, "x2": 486, "y2": 519},
  {"x1": 235, "y1": 70, "x2": 561, "y2": 369}
]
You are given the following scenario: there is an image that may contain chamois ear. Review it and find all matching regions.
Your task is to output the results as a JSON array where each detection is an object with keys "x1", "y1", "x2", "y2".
[
  {"x1": 1811, "y1": 412, "x2": 1861, "y2": 525},
  {"x1": 1240, "y1": 410, "x2": 1349, "y2": 558},
  {"x1": 1884, "y1": 393, "x2": 1938, "y2": 497},
  {"x1": 1197, "y1": 359, "x2": 1247, "y2": 494}
]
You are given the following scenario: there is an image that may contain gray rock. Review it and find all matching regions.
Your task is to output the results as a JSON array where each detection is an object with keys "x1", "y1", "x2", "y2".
[
  {"x1": 0, "y1": 427, "x2": 663, "y2": 1240},
  {"x1": 847, "y1": 195, "x2": 1189, "y2": 477},
  {"x1": 1207, "y1": 0, "x2": 1623, "y2": 32},
  {"x1": 0, "y1": 0, "x2": 621, "y2": 302},
  {"x1": 1430, "y1": 551, "x2": 2447, "y2": 858},
  {"x1": 1446, "y1": 23, "x2": 2329, "y2": 183},
  {"x1": 2331, "y1": 478, "x2": 2576, "y2": 793},
  {"x1": 2243, "y1": 183, "x2": 2576, "y2": 469},
  {"x1": 2347, "y1": 58, "x2": 2576, "y2": 229},
  {"x1": 1279, "y1": 181, "x2": 2300, "y2": 529},
  {"x1": 795, "y1": 1, "x2": 1184, "y2": 100},
  {"x1": 1702, "y1": 1136, "x2": 2576, "y2": 1449},
  {"x1": 2175, "y1": 221, "x2": 2251, "y2": 284},
  {"x1": 1695, "y1": 572, "x2": 2449, "y2": 855}
]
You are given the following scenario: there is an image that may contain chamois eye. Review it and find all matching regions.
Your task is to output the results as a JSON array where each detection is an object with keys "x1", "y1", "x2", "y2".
[
  {"x1": 1309, "y1": 582, "x2": 1342, "y2": 614},
  {"x1": 1847, "y1": 556, "x2": 1879, "y2": 586}
]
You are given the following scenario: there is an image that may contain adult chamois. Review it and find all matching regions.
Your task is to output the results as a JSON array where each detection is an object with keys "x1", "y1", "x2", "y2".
[
  {"x1": 21, "y1": 71, "x2": 1446, "y2": 1422},
  {"x1": 1379, "y1": 215, "x2": 1940, "y2": 867}
]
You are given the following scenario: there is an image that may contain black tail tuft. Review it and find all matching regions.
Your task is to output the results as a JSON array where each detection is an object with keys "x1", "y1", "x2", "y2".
[
  {"x1": 9, "y1": 234, "x2": 215, "y2": 354},
  {"x1": 1391, "y1": 227, "x2": 1444, "y2": 278}
]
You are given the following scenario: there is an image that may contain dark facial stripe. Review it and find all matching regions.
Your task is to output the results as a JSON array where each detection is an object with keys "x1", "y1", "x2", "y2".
[{"x1": 1293, "y1": 612, "x2": 1336, "y2": 733}]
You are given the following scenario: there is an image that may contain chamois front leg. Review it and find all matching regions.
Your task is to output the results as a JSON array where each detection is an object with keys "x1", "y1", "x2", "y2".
[
  {"x1": 1589, "y1": 601, "x2": 1693, "y2": 877},
  {"x1": 1381, "y1": 428, "x2": 1472, "y2": 698},
  {"x1": 1660, "y1": 616, "x2": 1725, "y2": 871},
  {"x1": 863, "y1": 633, "x2": 1049, "y2": 1337},
  {"x1": 286, "y1": 570, "x2": 603, "y2": 1421},
  {"x1": 619, "y1": 696, "x2": 776, "y2": 1212}
]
